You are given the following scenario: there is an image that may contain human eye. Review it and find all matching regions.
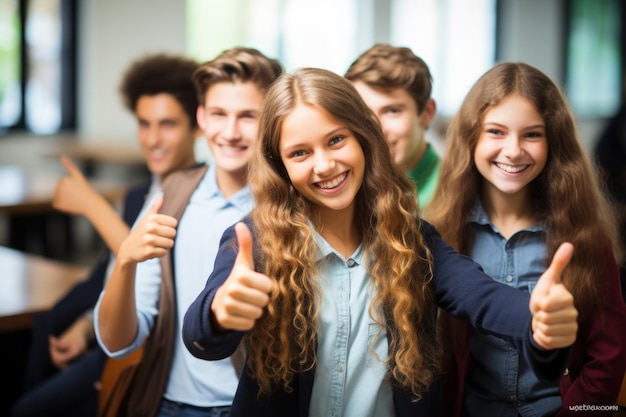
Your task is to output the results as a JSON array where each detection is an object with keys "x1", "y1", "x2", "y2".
[
  {"x1": 329, "y1": 135, "x2": 345, "y2": 146},
  {"x1": 525, "y1": 130, "x2": 545, "y2": 140},
  {"x1": 486, "y1": 128, "x2": 504, "y2": 136},
  {"x1": 384, "y1": 106, "x2": 401, "y2": 116},
  {"x1": 241, "y1": 111, "x2": 259, "y2": 119},
  {"x1": 288, "y1": 149, "x2": 308, "y2": 159},
  {"x1": 208, "y1": 110, "x2": 225, "y2": 118}
]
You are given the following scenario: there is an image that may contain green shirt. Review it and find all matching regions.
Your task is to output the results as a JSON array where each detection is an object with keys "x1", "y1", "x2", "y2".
[{"x1": 406, "y1": 144, "x2": 441, "y2": 210}]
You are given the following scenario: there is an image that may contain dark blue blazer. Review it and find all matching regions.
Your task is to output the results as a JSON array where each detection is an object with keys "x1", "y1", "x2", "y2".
[
  {"x1": 182, "y1": 217, "x2": 570, "y2": 417},
  {"x1": 23, "y1": 181, "x2": 151, "y2": 389}
]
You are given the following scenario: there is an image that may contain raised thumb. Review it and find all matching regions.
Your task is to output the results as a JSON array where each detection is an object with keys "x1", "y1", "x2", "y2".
[
  {"x1": 234, "y1": 222, "x2": 255, "y2": 269},
  {"x1": 149, "y1": 193, "x2": 164, "y2": 214},
  {"x1": 60, "y1": 155, "x2": 83, "y2": 178},
  {"x1": 535, "y1": 242, "x2": 574, "y2": 295}
]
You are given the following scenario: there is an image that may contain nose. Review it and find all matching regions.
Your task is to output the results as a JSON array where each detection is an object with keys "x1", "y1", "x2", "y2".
[
  {"x1": 313, "y1": 151, "x2": 335, "y2": 175},
  {"x1": 143, "y1": 125, "x2": 161, "y2": 147},
  {"x1": 503, "y1": 135, "x2": 522, "y2": 158},
  {"x1": 221, "y1": 116, "x2": 241, "y2": 141}
]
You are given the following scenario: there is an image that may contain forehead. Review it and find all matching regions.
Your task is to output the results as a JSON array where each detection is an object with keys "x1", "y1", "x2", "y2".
[
  {"x1": 204, "y1": 81, "x2": 265, "y2": 110},
  {"x1": 136, "y1": 93, "x2": 187, "y2": 120},
  {"x1": 483, "y1": 94, "x2": 543, "y2": 125},
  {"x1": 351, "y1": 81, "x2": 416, "y2": 110},
  {"x1": 280, "y1": 103, "x2": 342, "y2": 148}
]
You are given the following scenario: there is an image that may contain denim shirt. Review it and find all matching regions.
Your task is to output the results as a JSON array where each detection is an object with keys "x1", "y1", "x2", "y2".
[
  {"x1": 309, "y1": 229, "x2": 395, "y2": 417},
  {"x1": 463, "y1": 199, "x2": 561, "y2": 417}
]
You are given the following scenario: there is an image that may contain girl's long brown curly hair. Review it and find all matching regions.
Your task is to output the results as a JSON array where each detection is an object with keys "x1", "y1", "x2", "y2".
[
  {"x1": 245, "y1": 67, "x2": 440, "y2": 400},
  {"x1": 424, "y1": 62, "x2": 622, "y2": 317}
]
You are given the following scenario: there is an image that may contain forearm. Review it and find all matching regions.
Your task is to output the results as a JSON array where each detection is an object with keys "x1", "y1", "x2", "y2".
[{"x1": 97, "y1": 258, "x2": 139, "y2": 351}]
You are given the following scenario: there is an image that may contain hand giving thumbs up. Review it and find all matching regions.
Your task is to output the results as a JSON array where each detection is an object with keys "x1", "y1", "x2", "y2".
[
  {"x1": 53, "y1": 155, "x2": 97, "y2": 215},
  {"x1": 530, "y1": 242, "x2": 579, "y2": 350},
  {"x1": 118, "y1": 194, "x2": 177, "y2": 264},
  {"x1": 211, "y1": 222, "x2": 274, "y2": 332}
]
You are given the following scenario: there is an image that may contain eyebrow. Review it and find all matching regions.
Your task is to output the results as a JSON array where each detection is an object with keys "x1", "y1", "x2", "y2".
[
  {"x1": 205, "y1": 107, "x2": 261, "y2": 115},
  {"x1": 382, "y1": 102, "x2": 406, "y2": 110},
  {"x1": 483, "y1": 121, "x2": 545, "y2": 129}
]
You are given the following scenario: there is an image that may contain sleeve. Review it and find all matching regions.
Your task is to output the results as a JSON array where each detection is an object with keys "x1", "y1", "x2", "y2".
[
  {"x1": 422, "y1": 220, "x2": 570, "y2": 381},
  {"x1": 182, "y1": 219, "x2": 248, "y2": 360},
  {"x1": 558, "y1": 249, "x2": 626, "y2": 411},
  {"x1": 46, "y1": 251, "x2": 110, "y2": 334},
  {"x1": 93, "y1": 254, "x2": 161, "y2": 358}
]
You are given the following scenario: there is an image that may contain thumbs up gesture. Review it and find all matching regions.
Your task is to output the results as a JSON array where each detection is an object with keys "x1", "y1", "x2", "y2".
[
  {"x1": 211, "y1": 222, "x2": 274, "y2": 332},
  {"x1": 529, "y1": 242, "x2": 579, "y2": 350},
  {"x1": 53, "y1": 155, "x2": 98, "y2": 216},
  {"x1": 118, "y1": 194, "x2": 178, "y2": 264}
]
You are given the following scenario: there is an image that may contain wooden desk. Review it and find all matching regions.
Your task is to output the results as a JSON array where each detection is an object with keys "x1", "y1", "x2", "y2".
[
  {"x1": 0, "y1": 165, "x2": 127, "y2": 216},
  {"x1": 0, "y1": 246, "x2": 89, "y2": 332},
  {"x1": 0, "y1": 165, "x2": 129, "y2": 260}
]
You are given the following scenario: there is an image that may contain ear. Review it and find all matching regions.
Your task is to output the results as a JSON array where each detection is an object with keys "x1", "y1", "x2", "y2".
[
  {"x1": 196, "y1": 105, "x2": 207, "y2": 130},
  {"x1": 420, "y1": 98, "x2": 437, "y2": 128}
]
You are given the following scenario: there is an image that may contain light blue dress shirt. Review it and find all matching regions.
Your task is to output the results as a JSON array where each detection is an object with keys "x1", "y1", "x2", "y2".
[
  {"x1": 309, "y1": 228, "x2": 395, "y2": 417},
  {"x1": 463, "y1": 199, "x2": 561, "y2": 417},
  {"x1": 94, "y1": 164, "x2": 254, "y2": 407}
]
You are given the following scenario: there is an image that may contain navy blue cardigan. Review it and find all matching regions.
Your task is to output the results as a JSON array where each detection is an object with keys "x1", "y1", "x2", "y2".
[{"x1": 182, "y1": 217, "x2": 569, "y2": 417}]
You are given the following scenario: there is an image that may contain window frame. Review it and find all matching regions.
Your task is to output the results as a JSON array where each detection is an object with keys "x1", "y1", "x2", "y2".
[{"x1": 1, "y1": 0, "x2": 78, "y2": 135}]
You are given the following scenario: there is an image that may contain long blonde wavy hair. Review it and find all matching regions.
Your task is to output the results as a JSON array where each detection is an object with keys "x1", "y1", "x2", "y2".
[
  {"x1": 246, "y1": 67, "x2": 440, "y2": 400},
  {"x1": 424, "y1": 62, "x2": 622, "y2": 317}
]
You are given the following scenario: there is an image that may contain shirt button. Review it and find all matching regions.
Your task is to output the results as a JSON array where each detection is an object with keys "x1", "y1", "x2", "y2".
[
  {"x1": 505, "y1": 275, "x2": 513, "y2": 282},
  {"x1": 347, "y1": 258, "x2": 357, "y2": 267},
  {"x1": 336, "y1": 363, "x2": 344, "y2": 372}
]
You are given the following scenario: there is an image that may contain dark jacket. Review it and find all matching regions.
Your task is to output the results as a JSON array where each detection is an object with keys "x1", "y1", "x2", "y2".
[
  {"x1": 443, "y1": 246, "x2": 626, "y2": 417},
  {"x1": 182, "y1": 217, "x2": 570, "y2": 417},
  {"x1": 21, "y1": 181, "x2": 150, "y2": 391}
]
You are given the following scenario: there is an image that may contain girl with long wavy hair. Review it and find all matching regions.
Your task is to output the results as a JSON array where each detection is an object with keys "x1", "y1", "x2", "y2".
[
  {"x1": 183, "y1": 67, "x2": 579, "y2": 417},
  {"x1": 424, "y1": 62, "x2": 626, "y2": 417}
]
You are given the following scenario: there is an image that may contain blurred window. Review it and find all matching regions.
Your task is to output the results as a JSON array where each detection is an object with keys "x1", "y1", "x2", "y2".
[
  {"x1": 0, "y1": 0, "x2": 21, "y2": 134},
  {"x1": 0, "y1": 0, "x2": 76, "y2": 136},
  {"x1": 186, "y1": 0, "x2": 495, "y2": 118},
  {"x1": 566, "y1": 0, "x2": 622, "y2": 118}
]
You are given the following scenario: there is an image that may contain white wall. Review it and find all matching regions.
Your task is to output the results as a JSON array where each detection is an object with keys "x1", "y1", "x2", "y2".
[
  {"x1": 78, "y1": 0, "x2": 187, "y2": 145},
  {"x1": 498, "y1": 0, "x2": 564, "y2": 83},
  {"x1": 497, "y1": 0, "x2": 605, "y2": 152}
]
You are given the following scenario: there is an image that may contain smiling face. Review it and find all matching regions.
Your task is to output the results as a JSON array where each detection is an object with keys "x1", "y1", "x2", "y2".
[
  {"x1": 351, "y1": 81, "x2": 434, "y2": 173},
  {"x1": 279, "y1": 102, "x2": 365, "y2": 219},
  {"x1": 197, "y1": 81, "x2": 265, "y2": 194},
  {"x1": 136, "y1": 93, "x2": 198, "y2": 180},
  {"x1": 474, "y1": 94, "x2": 548, "y2": 201}
]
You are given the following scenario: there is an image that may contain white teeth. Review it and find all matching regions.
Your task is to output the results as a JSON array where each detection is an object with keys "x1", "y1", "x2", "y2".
[
  {"x1": 496, "y1": 163, "x2": 527, "y2": 173},
  {"x1": 318, "y1": 173, "x2": 346, "y2": 189},
  {"x1": 222, "y1": 145, "x2": 244, "y2": 152}
]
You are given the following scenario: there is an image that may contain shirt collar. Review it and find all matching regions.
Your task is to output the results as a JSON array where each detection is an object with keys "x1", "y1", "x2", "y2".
[
  {"x1": 309, "y1": 220, "x2": 365, "y2": 265},
  {"x1": 407, "y1": 144, "x2": 439, "y2": 186},
  {"x1": 468, "y1": 198, "x2": 546, "y2": 232},
  {"x1": 204, "y1": 163, "x2": 254, "y2": 212}
]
